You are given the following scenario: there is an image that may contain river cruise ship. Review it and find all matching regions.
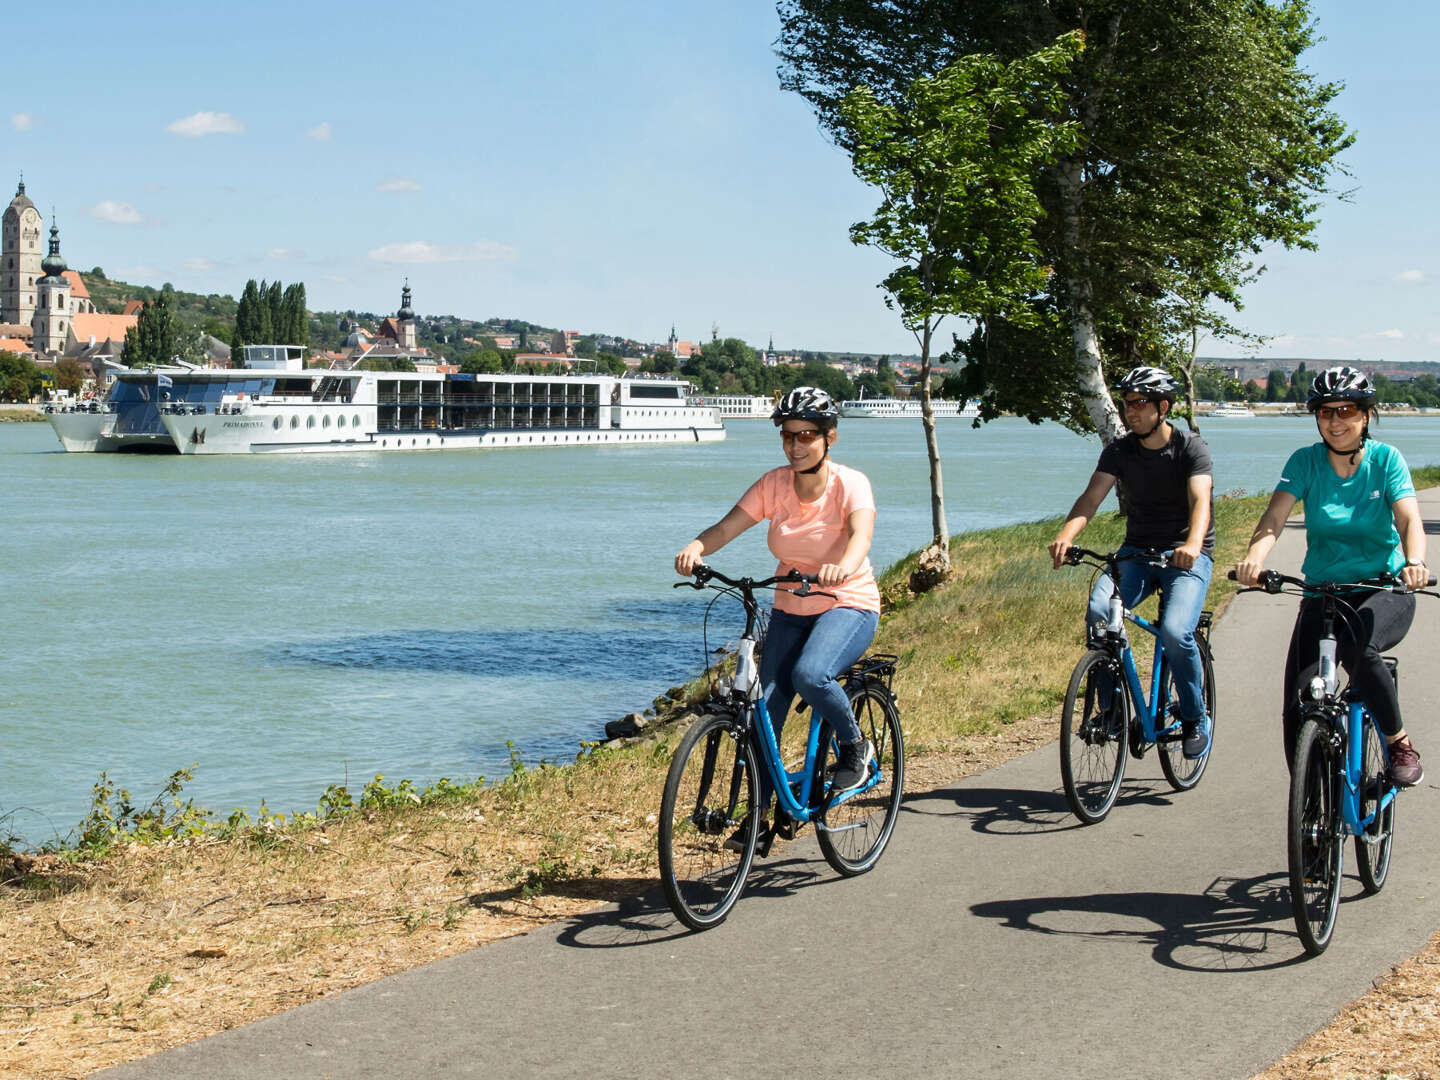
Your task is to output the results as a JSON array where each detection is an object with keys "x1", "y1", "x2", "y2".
[
  {"x1": 701, "y1": 393, "x2": 774, "y2": 419},
  {"x1": 157, "y1": 347, "x2": 724, "y2": 455},
  {"x1": 840, "y1": 396, "x2": 980, "y2": 419},
  {"x1": 46, "y1": 347, "x2": 725, "y2": 454}
]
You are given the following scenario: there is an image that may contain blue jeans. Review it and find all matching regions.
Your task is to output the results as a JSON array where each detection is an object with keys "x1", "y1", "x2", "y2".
[
  {"x1": 1087, "y1": 547, "x2": 1212, "y2": 724},
  {"x1": 756, "y1": 605, "x2": 879, "y2": 810}
]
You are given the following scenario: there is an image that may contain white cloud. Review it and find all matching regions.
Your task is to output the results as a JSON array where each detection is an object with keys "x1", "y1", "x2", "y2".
[
  {"x1": 375, "y1": 176, "x2": 421, "y2": 193},
  {"x1": 266, "y1": 247, "x2": 305, "y2": 261},
  {"x1": 90, "y1": 200, "x2": 144, "y2": 226},
  {"x1": 1377, "y1": 329, "x2": 1405, "y2": 340},
  {"x1": 11, "y1": 113, "x2": 34, "y2": 132},
  {"x1": 367, "y1": 239, "x2": 516, "y2": 264},
  {"x1": 183, "y1": 257, "x2": 216, "y2": 272},
  {"x1": 307, "y1": 122, "x2": 333, "y2": 142},
  {"x1": 1393, "y1": 269, "x2": 1426, "y2": 284},
  {"x1": 166, "y1": 111, "x2": 246, "y2": 138}
]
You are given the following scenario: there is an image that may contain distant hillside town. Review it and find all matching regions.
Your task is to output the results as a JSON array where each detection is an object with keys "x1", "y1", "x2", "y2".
[{"x1": 6, "y1": 174, "x2": 1439, "y2": 408}]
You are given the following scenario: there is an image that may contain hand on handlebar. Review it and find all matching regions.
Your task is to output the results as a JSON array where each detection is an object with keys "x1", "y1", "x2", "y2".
[
  {"x1": 1048, "y1": 539, "x2": 1073, "y2": 570},
  {"x1": 674, "y1": 541, "x2": 706, "y2": 577}
]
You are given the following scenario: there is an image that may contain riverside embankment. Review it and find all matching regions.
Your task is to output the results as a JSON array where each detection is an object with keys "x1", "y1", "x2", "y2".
[{"x1": 7, "y1": 477, "x2": 1440, "y2": 1078}]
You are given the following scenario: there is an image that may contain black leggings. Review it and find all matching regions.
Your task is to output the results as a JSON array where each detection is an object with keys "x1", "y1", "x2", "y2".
[{"x1": 1282, "y1": 589, "x2": 1414, "y2": 761}]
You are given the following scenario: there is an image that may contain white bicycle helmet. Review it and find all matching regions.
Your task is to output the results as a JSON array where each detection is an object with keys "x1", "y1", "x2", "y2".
[
  {"x1": 1112, "y1": 366, "x2": 1180, "y2": 402},
  {"x1": 772, "y1": 385, "x2": 839, "y2": 427},
  {"x1": 1306, "y1": 366, "x2": 1376, "y2": 410}
]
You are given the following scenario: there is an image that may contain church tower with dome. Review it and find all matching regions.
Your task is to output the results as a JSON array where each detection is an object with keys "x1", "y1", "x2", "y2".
[
  {"x1": 33, "y1": 219, "x2": 71, "y2": 355},
  {"x1": 2, "y1": 177, "x2": 44, "y2": 327},
  {"x1": 397, "y1": 280, "x2": 417, "y2": 349}
]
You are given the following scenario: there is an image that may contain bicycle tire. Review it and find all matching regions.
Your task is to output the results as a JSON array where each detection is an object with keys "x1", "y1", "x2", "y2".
[
  {"x1": 658, "y1": 714, "x2": 757, "y2": 930},
  {"x1": 1355, "y1": 715, "x2": 1396, "y2": 895},
  {"x1": 1060, "y1": 649, "x2": 1129, "y2": 824},
  {"x1": 1158, "y1": 631, "x2": 1216, "y2": 791},
  {"x1": 817, "y1": 680, "x2": 904, "y2": 876},
  {"x1": 1288, "y1": 717, "x2": 1343, "y2": 956}
]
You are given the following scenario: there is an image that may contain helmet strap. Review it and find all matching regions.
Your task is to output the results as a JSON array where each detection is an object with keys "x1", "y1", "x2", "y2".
[{"x1": 799, "y1": 442, "x2": 830, "y2": 475}]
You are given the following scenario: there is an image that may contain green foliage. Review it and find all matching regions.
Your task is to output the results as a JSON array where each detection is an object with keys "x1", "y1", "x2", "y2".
[
  {"x1": 0, "y1": 349, "x2": 44, "y2": 401},
  {"x1": 74, "y1": 766, "x2": 212, "y2": 856},
  {"x1": 778, "y1": 1, "x2": 1353, "y2": 437},
  {"x1": 121, "y1": 289, "x2": 178, "y2": 368}
]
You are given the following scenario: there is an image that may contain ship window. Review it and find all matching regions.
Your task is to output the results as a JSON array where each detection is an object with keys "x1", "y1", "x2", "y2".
[
  {"x1": 272, "y1": 417, "x2": 281, "y2": 430},
  {"x1": 337, "y1": 415, "x2": 345, "y2": 428},
  {"x1": 353, "y1": 415, "x2": 360, "y2": 427},
  {"x1": 290, "y1": 415, "x2": 298, "y2": 429},
  {"x1": 307, "y1": 415, "x2": 315, "y2": 429},
  {"x1": 323, "y1": 415, "x2": 331, "y2": 428}
]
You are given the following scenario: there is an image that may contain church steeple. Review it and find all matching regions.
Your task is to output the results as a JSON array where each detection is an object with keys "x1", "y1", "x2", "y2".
[
  {"x1": 398, "y1": 278, "x2": 414, "y2": 321},
  {"x1": 40, "y1": 217, "x2": 67, "y2": 282}
]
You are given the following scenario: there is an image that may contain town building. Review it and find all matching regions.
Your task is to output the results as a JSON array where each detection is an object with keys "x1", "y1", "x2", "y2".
[{"x1": 2, "y1": 178, "x2": 43, "y2": 328}]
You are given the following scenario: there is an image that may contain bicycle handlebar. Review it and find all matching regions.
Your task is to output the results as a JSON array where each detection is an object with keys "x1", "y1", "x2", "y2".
[
  {"x1": 675, "y1": 563, "x2": 832, "y2": 599},
  {"x1": 1063, "y1": 546, "x2": 1172, "y2": 568},
  {"x1": 1225, "y1": 568, "x2": 1438, "y2": 595}
]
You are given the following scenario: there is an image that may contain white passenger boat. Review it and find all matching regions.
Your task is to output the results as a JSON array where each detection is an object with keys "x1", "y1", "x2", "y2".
[
  {"x1": 43, "y1": 364, "x2": 213, "y2": 452},
  {"x1": 153, "y1": 346, "x2": 724, "y2": 455},
  {"x1": 701, "y1": 394, "x2": 773, "y2": 419},
  {"x1": 840, "y1": 396, "x2": 980, "y2": 419},
  {"x1": 1207, "y1": 402, "x2": 1255, "y2": 418}
]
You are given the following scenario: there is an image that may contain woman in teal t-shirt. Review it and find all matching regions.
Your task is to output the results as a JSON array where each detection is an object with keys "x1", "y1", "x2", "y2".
[{"x1": 1235, "y1": 367, "x2": 1428, "y2": 786}]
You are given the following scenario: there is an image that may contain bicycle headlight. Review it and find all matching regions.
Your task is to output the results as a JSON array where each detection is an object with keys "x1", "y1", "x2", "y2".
[{"x1": 1308, "y1": 676, "x2": 1326, "y2": 701}]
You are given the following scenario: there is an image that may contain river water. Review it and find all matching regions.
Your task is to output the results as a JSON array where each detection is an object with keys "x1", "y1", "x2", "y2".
[{"x1": 6, "y1": 414, "x2": 1440, "y2": 843}]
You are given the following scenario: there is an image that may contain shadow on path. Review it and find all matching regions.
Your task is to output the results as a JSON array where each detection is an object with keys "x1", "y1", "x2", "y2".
[
  {"x1": 970, "y1": 871, "x2": 1314, "y2": 972},
  {"x1": 905, "y1": 780, "x2": 1185, "y2": 835}
]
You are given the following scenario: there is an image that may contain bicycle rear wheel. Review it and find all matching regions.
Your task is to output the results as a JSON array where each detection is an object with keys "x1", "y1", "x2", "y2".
[
  {"x1": 1288, "y1": 717, "x2": 1343, "y2": 956},
  {"x1": 1355, "y1": 716, "x2": 1396, "y2": 895},
  {"x1": 817, "y1": 680, "x2": 904, "y2": 876},
  {"x1": 658, "y1": 714, "x2": 757, "y2": 930},
  {"x1": 1060, "y1": 649, "x2": 1129, "y2": 824},
  {"x1": 1158, "y1": 632, "x2": 1216, "y2": 791}
]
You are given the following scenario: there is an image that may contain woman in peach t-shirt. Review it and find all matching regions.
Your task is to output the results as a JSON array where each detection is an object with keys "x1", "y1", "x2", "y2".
[{"x1": 675, "y1": 387, "x2": 881, "y2": 834}]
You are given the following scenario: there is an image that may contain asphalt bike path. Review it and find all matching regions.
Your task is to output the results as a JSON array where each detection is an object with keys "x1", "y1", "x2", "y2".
[{"x1": 102, "y1": 490, "x2": 1440, "y2": 1079}]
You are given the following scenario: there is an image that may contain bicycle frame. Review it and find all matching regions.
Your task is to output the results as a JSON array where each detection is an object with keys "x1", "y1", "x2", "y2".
[
  {"x1": 1301, "y1": 592, "x2": 1395, "y2": 840},
  {"x1": 1088, "y1": 552, "x2": 1194, "y2": 749},
  {"x1": 729, "y1": 628, "x2": 883, "y2": 827}
]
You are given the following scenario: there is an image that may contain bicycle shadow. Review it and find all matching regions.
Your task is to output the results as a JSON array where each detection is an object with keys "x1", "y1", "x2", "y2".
[
  {"x1": 969, "y1": 871, "x2": 1313, "y2": 971},
  {"x1": 551, "y1": 851, "x2": 833, "y2": 949},
  {"x1": 904, "y1": 779, "x2": 1183, "y2": 835}
]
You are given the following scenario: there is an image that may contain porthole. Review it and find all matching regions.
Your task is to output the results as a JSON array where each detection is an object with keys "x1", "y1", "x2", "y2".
[
  {"x1": 272, "y1": 417, "x2": 281, "y2": 430},
  {"x1": 290, "y1": 415, "x2": 299, "y2": 429},
  {"x1": 337, "y1": 415, "x2": 345, "y2": 428},
  {"x1": 353, "y1": 415, "x2": 361, "y2": 427},
  {"x1": 306, "y1": 415, "x2": 316, "y2": 429},
  {"x1": 323, "y1": 415, "x2": 331, "y2": 428}
]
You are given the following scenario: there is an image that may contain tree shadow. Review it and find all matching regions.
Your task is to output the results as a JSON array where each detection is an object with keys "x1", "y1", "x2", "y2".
[
  {"x1": 969, "y1": 871, "x2": 1323, "y2": 971},
  {"x1": 904, "y1": 779, "x2": 1180, "y2": 835}
]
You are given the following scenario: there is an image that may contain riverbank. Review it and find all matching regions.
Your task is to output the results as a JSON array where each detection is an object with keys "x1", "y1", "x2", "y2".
[
  {"x1": 0, "y1": 406, "x2": 42, "y2": 422},
  {"x1": 3, "y1": 479, "x2": 1439, "y2": 1078}
]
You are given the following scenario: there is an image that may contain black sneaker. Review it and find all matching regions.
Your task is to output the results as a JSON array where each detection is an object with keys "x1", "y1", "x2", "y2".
[
  {"x1": 722, "y1": 815, "x2": 771, "y2": 856},
  {"x1": 829, "y1": 739, "x2": 876, "y2": 795},
  {"x1": 1182, "y1": 715, "x2": 1211, "y2": 759},
  {"x1": 1389, "y1": 736, "x2": 1424, "y2": 787}
]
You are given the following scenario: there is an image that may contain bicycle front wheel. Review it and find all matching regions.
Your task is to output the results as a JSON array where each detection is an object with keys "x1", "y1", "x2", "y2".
[
  {"x1": 817, "y1": 680, "x2": 904, "y2": 876},
  {"x1": 1158, "y1": 631, "x2": 1216, "y2": 791},
  {"x1": 658, "y1": 714, "x2": 757, "y2": 931},
  {"x1": 1355, "y1": 716, "x2": 1396, "y2": 895},
  {"x1": 1288, "y1": 717, "x2": 1343, "y2": 956},
  {"x1": 1060, "y1": 650, "x2": 1129, "y2": 824}
]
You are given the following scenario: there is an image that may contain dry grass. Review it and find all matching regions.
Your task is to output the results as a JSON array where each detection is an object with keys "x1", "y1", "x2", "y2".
[{"x1": 4, "y1": 488, "x2": 1437, "y2": 1079}]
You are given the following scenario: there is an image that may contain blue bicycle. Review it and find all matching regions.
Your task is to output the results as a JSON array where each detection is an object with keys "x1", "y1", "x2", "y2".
[
  {"x1": 658, "y1": 565, "x2": 904, "y2": 931},
  {"x1": 1231, "y1": 568, "x2": 1436, "y2": 956},
  {"x1": 1059, "y1": 548, "x2": 1217, "y2": 824}
]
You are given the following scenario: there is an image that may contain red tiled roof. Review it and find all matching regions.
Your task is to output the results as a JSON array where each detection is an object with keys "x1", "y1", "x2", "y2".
[
  {"x1": 0, "y1": 337, "x2": 29, "y2": 353},
  {"x1": 61, "y1": 270, "x2": 90, "y2": 299},
  {"x1": 122, "y1": 300, "x2": 145, "y2": 316},
  {"x1": 71, "y1": 312, "x2": 138, "y2": 344}
]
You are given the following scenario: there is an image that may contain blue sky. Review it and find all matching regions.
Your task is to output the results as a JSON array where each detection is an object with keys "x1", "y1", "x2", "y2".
[{"x1": 5, "y1": 1, "x2": 1436, "y2": 362}]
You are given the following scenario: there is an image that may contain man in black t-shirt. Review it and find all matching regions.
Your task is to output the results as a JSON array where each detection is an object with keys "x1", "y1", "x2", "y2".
[{"x1": 1049, "y1": 366, "x2": 1215, "y2": 758}]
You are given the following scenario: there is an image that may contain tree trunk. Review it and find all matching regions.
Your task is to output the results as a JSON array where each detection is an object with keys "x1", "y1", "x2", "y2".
[
  {"x1": 1058, "y1": 157, "x2": 1124, "y2": 446},
  {"x1": 918, "y1": 318, "x2": 950, "y2": 574}
]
